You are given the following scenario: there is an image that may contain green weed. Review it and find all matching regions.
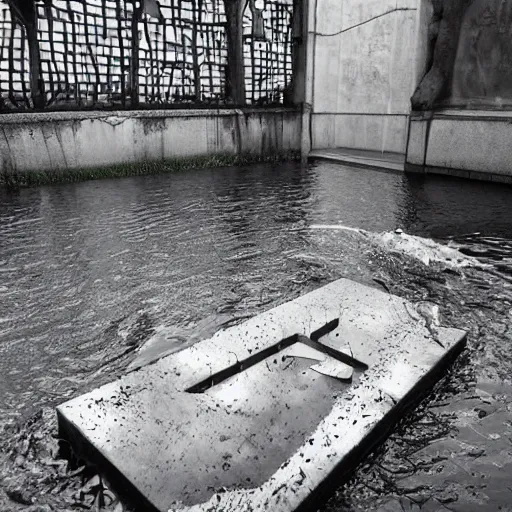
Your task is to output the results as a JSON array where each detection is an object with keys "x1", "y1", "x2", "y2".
[{"x1": 1, "y1": 151, "x2": 300, "y2": 189}]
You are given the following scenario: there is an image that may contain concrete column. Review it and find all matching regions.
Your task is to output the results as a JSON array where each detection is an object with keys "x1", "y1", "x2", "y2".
[
  {"x1": 223, "y1": 0, "x2": 246, "y2": 106},
  {"x1": 300, "y1": 0, "x2": 316, "y2": 164},
  {"x1": 291, "y1": 0, "x2": 306, "y2": 105}
]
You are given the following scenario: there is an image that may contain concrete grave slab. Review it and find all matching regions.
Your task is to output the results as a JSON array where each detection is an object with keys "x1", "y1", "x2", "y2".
[{"x1": 56, "y1": 278, "x2": 466, "y2": 512}]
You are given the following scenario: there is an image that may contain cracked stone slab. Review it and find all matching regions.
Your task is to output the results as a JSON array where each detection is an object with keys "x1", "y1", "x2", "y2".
[{"x1": 56, "y1": 278, "x2": 466, "y2": 512}]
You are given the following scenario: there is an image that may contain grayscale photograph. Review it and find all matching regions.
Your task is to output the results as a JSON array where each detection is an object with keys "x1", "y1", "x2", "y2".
[{"x1": 1, "y1": 0, "x2": 511, "y2": 511}]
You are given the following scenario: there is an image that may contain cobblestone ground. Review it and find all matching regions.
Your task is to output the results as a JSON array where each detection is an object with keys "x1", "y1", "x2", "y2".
[{"x1": 1, "y1": 235, "x2": 511, "y2": 512}]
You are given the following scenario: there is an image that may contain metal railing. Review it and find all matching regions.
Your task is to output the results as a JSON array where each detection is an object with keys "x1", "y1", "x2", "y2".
[{"x1": 0, "y1": 0, "x2": 296, "y2": 111}]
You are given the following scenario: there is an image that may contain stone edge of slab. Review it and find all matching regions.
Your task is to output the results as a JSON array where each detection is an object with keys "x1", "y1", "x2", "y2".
[
  {"x1": 56, "y1": 278, "x2": 468, "y2": 512},
  {"x1": 58, "y1": 328, "x2": 466, "y2": 512},
  {"x1": 169, "y1": 329, "x2": 467, "y2": 512},
  {"x1": 309, "y1": 152, "x2": 405, "y2": 173}
]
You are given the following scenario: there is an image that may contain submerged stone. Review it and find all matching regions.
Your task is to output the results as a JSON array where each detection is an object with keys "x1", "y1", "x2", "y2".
[{"x1": 56, "y1": 278, "x2": 466, "y2": 512}]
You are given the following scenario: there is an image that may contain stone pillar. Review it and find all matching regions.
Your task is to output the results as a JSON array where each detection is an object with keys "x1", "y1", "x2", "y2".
[
  {"x1": 300, "y1": 0, "x2": 315, "y2": 164},
  {"x1": 224, "y1": 0, "x2": 246, "y2": 106}
]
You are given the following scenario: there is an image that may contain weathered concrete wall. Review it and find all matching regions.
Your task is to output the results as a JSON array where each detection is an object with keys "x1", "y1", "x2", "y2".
[
  {"x1": 0, "y1": 109, "x2": 301, "y2": 174},
  {"x1": 412, "y1": 0, "x2": 512, "y2": 109},
  {"x1": 407, "y1": 1, "x2": 512, "y2": 182},
  {"x1": 406, "y1": 110, "x2": 512, "y2": 183},
  {"x1": 310, "y1": 0, "x2": 425, "y2": 154}
]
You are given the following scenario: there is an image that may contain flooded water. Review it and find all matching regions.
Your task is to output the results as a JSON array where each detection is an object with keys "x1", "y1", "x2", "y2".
[{"x1": 2, "y1": 161, "x2": 512, "y2": 511}]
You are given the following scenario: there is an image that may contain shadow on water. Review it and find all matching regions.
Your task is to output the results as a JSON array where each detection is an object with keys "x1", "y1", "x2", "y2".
[{"x1": 2, "y1": 161, "x2": 512, "y2": 510}]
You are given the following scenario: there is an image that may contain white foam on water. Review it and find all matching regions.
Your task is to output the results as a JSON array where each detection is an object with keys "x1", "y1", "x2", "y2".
[{"x1": 309, "y1": 224, "x2": 485, "y2": 269}]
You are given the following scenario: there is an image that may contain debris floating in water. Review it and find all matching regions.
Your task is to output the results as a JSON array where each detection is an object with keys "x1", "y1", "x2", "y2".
[{"x1": 309, "y1": 224, "x2": 486, "y2": 269}]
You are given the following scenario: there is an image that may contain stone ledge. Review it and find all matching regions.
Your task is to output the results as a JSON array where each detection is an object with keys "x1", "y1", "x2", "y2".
[
  {"x1": 405, "y1": 163, "x2": 512, "y2": 184},
  {"x1": 309, "y1": 147, "x2": 405, "y2": 173},
  {"x1": 406, "y1": 109, "x2": 512, "y2": 182},
  {"x1": 0, "y1": 107, "x2": 301, "y2": 125}
]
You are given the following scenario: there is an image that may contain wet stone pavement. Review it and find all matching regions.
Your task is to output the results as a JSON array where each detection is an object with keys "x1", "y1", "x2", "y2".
[{"x1": 2, "y1": 162, "x2": 512, "y2": 511}]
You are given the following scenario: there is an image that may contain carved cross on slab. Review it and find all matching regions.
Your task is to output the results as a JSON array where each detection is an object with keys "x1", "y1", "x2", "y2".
[
  {"x1": 186, "y1": 319, "x2": 368, "y2": 394},
  {"x1": 57, "y1": 278, "x2": 466, "y2": 512}
]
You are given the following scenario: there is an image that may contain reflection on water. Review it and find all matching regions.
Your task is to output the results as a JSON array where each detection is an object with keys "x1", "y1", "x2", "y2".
[{"x1": 1, "y1": 161, "x2": 512, "y2": 426}]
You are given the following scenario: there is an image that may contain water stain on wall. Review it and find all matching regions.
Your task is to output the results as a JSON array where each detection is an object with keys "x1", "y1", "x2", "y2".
[{"x1": 451, "y1": 0, "x2": 512, "y2": 106}]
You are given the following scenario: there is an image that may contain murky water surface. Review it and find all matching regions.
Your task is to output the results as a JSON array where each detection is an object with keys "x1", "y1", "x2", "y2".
[{"x1": 2, "y1": 161, "x2": 512, "y2": 511}]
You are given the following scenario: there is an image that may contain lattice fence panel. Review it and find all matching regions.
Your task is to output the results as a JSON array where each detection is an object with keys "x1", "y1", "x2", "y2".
[
  {"x1": 243, "y1": 0, "x2": 293, "y2": 105},
  {"x1": 0, "y1": 6, "x2": 31, "y2": 108},
  {"x1": 0, "y1": 0, "x2": 295, "y2": 110},
  {"x1": 36, "y1": 0, "x2": 132, "y2": 106},
  {"x1": 140, "y1": 0, "x2": 227, "y2": 104}
]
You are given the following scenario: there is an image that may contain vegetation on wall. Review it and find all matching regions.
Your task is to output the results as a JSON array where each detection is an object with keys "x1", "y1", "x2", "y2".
[{"x1": 1, "y1": 150, "x2": 301, "y2": 188}]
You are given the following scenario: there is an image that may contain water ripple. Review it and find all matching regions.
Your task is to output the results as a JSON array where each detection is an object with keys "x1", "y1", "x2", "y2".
[{"x1": 1, "y1": 161, "x2": 512, "y2": 425}]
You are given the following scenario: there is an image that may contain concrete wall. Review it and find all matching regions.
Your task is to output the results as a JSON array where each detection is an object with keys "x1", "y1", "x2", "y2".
[
  {"x1": 449, "y1": 0, "x2": 512, "y2": 108},
  {"x1": 405, "y1": 1, "x2": 512, "y2": 182},
  {"x1": 406, "y1": 110, "x2": 512, "y2": 183},
  {"x1": 0, "y1": 108, "x2": 301, "y2": 174},
  {"x1": 309, "y1": 0, "x2": 426, "y2": 154}
]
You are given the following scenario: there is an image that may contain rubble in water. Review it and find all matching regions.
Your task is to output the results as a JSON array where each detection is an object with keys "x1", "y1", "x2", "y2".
[{"x1": 0, "y1": 409, "x2": 132, "y2": 512}]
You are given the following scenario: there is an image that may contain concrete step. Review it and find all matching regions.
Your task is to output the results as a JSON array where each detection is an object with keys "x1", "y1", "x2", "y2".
[
  {"x1": 310, "y1": 147, "x2": 405, "y2": 172},
  {"x1": 57, "y1": 278, "x2": 466, "y2": 512}
]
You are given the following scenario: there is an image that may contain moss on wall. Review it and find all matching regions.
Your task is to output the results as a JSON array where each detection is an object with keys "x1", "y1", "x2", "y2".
[{"x1": 1, "y1": 151, "x2": 301, "y2": 189}]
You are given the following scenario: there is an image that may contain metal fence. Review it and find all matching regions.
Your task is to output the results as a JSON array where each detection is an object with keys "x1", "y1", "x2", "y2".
[{"x1": 0, "y1": 0, "x2": 295, "y2": 110}]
